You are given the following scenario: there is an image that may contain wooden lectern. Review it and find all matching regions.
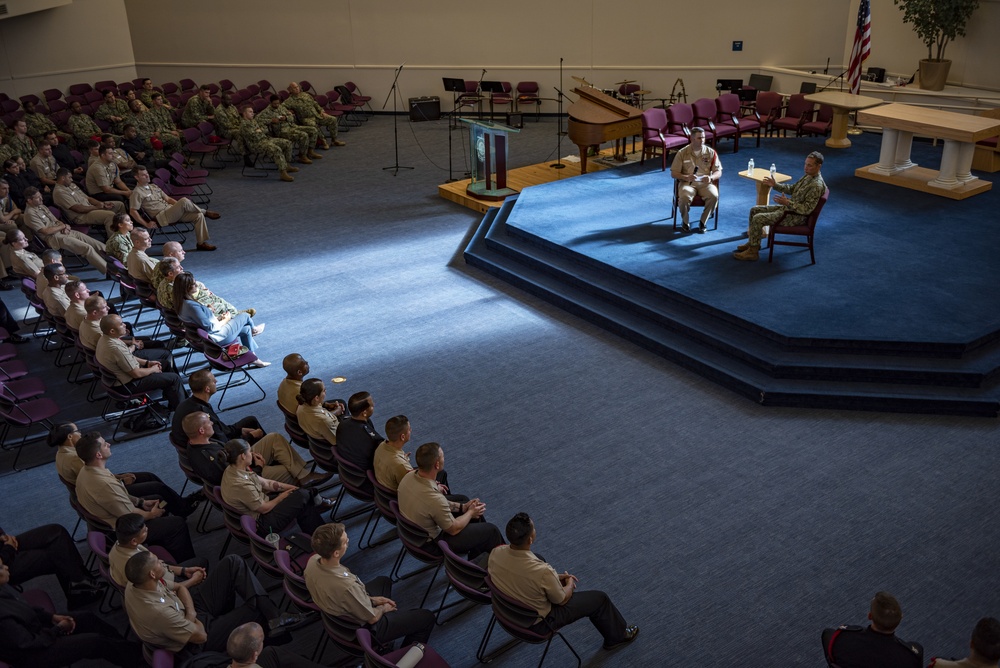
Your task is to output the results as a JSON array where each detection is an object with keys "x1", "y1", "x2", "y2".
[{"x1": 461, "y1": 118, "x2": 520, "y2": 201}]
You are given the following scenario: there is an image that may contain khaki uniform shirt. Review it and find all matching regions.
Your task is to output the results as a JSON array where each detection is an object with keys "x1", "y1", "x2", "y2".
[
  {"x1": 296, "y1": 403, "x2": 338, "y2": 446},
  {"x1": 56, "y1": 444, "x2": 84, "y2": 484},
  {"x1": 126, "y1": 247, "x2": 157, "y2": 282},
  {"x1": 303, "y1": 554, "x2": 375, "y2": 623},
  {"x1": 96, "y1": 335, "x2": 139, "y2": 385},
  {"x1": 65, "y1": 301, "x2": 87, "y2": 330},
  {"x1": 277, "y1": 379, "x2": 301, "y2": 416},
  {"x1": 85, "y1": 159, "x2": 120, "y2": 196},
  {"x1": 24, "y1": 203, "x2": 61, "y2": 237},
  {"x1": 671, "y1": 143, "x2": 721, "y2": 179},
  {"x1": 53, "y1": 182, "x2": 94, "y2": 223},
  {"x1": 43, "y1": 284, "x2": 69, "y2": 317},
  {"x1": 12, "y1": 248, "x2": 43, "y2": 278},
  {"x1": 76, "y1": 465, "x2": 138, "y2": 527},
  {"x1": 29, "y1": 154, "x2": 58, "y2": 182},
  {"x1": 124, "y1": 581, "x2": 198, "y2": 653},
  {"x1": 397, "y1": 471, "x2": 454, "y2": 540},
  {"x1": 79, "y1": 319, "x2": 102, "y2": 350},
  {"x1": 221, "y1": 465, "x2": 266, "y2": 519},
  {"x1": 487, "y1": 546, "x2": 566, "y2": 621},
  {"x1": 373, "y1": 441, "x2": 412, "y2": 491},
  {"x1": 34, "y1": 271, "x2": 50, "y2": 301},
  {"x1": 130, "y1": 183, "x2": 170, "y2": 217}
]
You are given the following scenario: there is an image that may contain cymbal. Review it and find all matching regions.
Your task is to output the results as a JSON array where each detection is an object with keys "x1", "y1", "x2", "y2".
[
  {"x1": 614, "y1": 79, "x2": 637, "y2": 85},
  {"x1": 571, "y1": 75, "x2": 593, "y2": 86},
  {"x1": 634, "y1": 90, "x2": 651, "y2": 95}
]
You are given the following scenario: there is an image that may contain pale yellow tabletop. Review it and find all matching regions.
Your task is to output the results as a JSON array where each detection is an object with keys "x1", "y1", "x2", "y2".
[{"x1": 739, "y1": 168, "x2": 792, "y2": 206}]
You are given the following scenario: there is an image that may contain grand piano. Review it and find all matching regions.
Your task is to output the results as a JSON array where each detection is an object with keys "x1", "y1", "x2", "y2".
[{"x1": 568, "y1": 87, "x2": 643, "y2": 174}]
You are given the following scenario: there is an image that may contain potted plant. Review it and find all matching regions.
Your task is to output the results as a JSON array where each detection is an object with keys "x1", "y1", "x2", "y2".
[{"x1": 893, "y1": 0, "x2": 980, "y2": 91}]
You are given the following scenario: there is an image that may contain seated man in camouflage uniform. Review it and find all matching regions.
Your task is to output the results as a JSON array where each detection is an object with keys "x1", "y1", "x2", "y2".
[
  {"x1": 138, "y1": 79, "x2": 168, "y2": 109},
  {"x1": 8, "y1": 120, "x2": 37, "y2": 163},
  {"x1": 94, "y1": 89, "x2": 130, "y2": 136},
  {"x1": 22, "y1": 101, "x2": 71, "y2": 144},
  {"x1": 144, "y1": 94, "x2": 183, "y2": 156},
  {"x1": 213, "y1": 93, "x2": 241, "y2": 140},
  {"x1": 181, "y1": 85, "x2": 215, "y2": 129},
  {"x1": 284, "y1": 81, "x2": 345, "y2": 148},
  {"x1": 256, "y1": 95, "x2": 323, "y2": 164},
  {"x1": 67, "y1": 101, "x2": 103, "y2": 149},
  {"x1": 237, "y1": 107, "x2": 298, "y2": 183}
]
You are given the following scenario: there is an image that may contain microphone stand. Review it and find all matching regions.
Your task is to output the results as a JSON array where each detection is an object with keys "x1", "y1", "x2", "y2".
[
  {"x1": 550, "y1": 57, "x2": 566, "y2": 170},
  {"x1": 818, "y1": 69, "x2": 848, "y2": 92},
  {"x1": 477, "y1": 68, "x2": 487, "y2": 121},
  {"x1": 381, "y1": 62, "x2": 412, "y2": 175}
]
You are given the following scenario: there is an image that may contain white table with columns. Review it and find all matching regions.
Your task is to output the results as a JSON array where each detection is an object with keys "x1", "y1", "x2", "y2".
[{"x1": 854, "y1": 103, "x2": 1000, "y2": 200}]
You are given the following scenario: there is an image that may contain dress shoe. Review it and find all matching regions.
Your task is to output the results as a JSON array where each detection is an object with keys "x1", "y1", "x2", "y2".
[
  {"x1": 68, "y1": 578, "x2": 105, "y2": 596},
  {"x1": 298, "y1": 155, "x2": 312, "y2": 165},
  {"x1": 733, "y1": 247, "x2": 760, "y2": 261},
  {"x1": 286, "y1": 166, "x2": 299, "y2": 173},
  {"x1": 681, "y1": 220, "x2": 690, "y2": 232},
  {"x1": 204, "y1": 210, "x2": 222, "y2": 220},
  {"x1": 299, "y1": 471, "x2": 333, "y2": 487},
  {"x1": 196, "y1": 242, "x2": 217, "y2": 251},
  {"x1": 332, "y1": 139, "x2": 346, "y2": 147},
  {"x1": 279, "y1": 170, "x2": 295, "y2": 182},
  {"x1": 8, "y1": 334, "x2": 30, "y2": 344},
  {"x1": 603, "y1": 625, "x2": 639, "y2": 650},
  {"x1": 697, "y1": 224, "x2": 707, "y2": 234},
  {"x1": 0, "y1": 280, "x2": 12, "y2": 291},
  {"x1": 306, "y1": 150, "x2": 323, "y2": 159}
]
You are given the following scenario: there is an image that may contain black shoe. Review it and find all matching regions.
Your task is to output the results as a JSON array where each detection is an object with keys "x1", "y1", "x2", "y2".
[
  {"x1": 697, "y1": 225, "x2": 707, "y2": 234},
  {"x1": 603, "y1": 625, "x2": 639, "y2": 650},
  {"x1": 8, "y1": 334, "x2": 30, "y2": 344},
  {"x1": 0, "y1": 280, "x2": 12, "y2": 291},
  {"x1": 268, "y1": 612, "x2": 310, "y2": 634},
  {"x1": 681, "y1": 221, "x2": 690, "y2": 232}
]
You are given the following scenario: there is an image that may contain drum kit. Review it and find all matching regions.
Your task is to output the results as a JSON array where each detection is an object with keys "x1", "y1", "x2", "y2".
[{"x1": 571, "y1": 76, "x2": 651, "y2": 107}]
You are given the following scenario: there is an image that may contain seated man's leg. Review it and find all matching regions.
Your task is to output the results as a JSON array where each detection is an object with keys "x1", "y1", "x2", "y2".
[
  {"x1": 157, "y1": 199, "x2": 211, "y2": 245},
  {"x1": 442, "y1": 521, "x2": 504, "y2": 561},
  {"x1": 195, "y1": 554, "x2": 278, "y2": 652},
  {"x1": 126, "y1": 480, "x2": 190, "y2": 516},
  {"x1": 255, "y1": 646, "x2": 327, "y2": 668},
  {"x1": 695, "y1": 182, "x2": 719, "y2": 226},
  {"x1": 678, "y1": 185, "x2": 695, "y2": 227},
  {"x1": 255, "y1": 433, "x2": 309, "y2": 483},
  {"x1": 27, "y1": 611, "x2": 142, "y2": 667},
  {"x1": 318, "y1": 115, "x2": 339, "y2": 141},
  {"x1": 364, "y1": 575, "x2": 434, "y2": 646},
  {"x1": 58, "y1": 233, "x2": 108, "y2": 275},
  {"x1": 542, "y1": 589, "x2": 629, "y2": 646},
  {"x1": 127, "y1": 371, "x2": 185, "y2": 410},
  {"x1": 8, "y1": 524, "x2": 91, "y2": 595},
  {"x1": 143, "y1": 514, "x2": 195, "y2": 562},
  {"x1": 258, "y1": 490, "x2": 323, "y2": 534}
]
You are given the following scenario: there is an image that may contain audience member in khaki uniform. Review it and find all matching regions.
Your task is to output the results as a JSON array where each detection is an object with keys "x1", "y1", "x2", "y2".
[
  {"x1": 52, "y1": 168, "x2": 121, "y2": 235},
  {"x1": 40, "y1": 263, "x2": 70, "y2": 316},
  {"x1": 295, "y1": 379, "x2": 343, "y2": 446},
  {"x1": 107, "y1": 514, "x2": 207, "y2": 589},
  {"x1": 129, "y1": 165, "x2": 218, "y2": 250},
  {"x1": 73, "y1": 432, "x2": 194, "y2": 560},
  {"x1": 304, "y1": 523, "x2": 434, "y2": 650},
  {"x1": 22, "y1": 187, "x2": 107, "y2": 274},
  {"x1": 28, "y1": 141, "x2": 58, "y2": 188},
  {"x1": 62, "y1": 280, "x2": 89, "y2": 330},
  {"x1": 95, "y1": 313, "x2": 184, "y2": 409},
  {"x1": 397, "y1": 442, "x2": 503, "y2": 561},
  {"x1": 277, "y1": 353, "x2": 344, "y2": 417},
  {"x1": 85, "y1": 145, "x2": 131, "y2": 203},
  {"x1": 928, "y1": 616, "x2": 1000, "y2": 668},
  {"x1": 125, "y1": 227, "x2": 157, "y2": 282},
  {"x1": 220, "y1": 439, "x2": 328, "y2": 535},
  {"x1": 48, "y1": 423, "x2": 167, "y2": 499},
  {"x1": 488, "y1": 512, "x2": 639, "y2": 651}
]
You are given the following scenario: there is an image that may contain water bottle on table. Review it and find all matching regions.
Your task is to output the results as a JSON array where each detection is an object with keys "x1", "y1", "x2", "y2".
[
  {"x1": 747, "y1": 158, "x2": 754, "y2": 175},
  {"x1": 770, "y1": 163, "x2": 776, "y2": 181}
]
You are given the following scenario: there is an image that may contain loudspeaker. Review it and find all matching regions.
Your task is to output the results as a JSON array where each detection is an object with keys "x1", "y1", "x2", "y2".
[
  {"x1": 408, "y1": 96, "x2": 440, "y2": 122},
  {"x1": 506, "y1": 112, "x2": 523, "y2": 129},
  {"x1": 866, "y1": 67, "x2": 886, "y2": 83}
]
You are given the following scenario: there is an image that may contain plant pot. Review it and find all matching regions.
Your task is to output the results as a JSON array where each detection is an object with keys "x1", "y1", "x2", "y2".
[{"x1": 919, "y1": 59, "x2": 951, "y2": 91}]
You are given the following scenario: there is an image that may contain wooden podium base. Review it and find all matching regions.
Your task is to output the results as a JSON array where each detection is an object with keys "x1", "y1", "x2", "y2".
[
  {"x1": 466, "y1": 181, "x2": 518, "y2": 201},
  {"x1": 855, "y1": 164, "x2": 992, "y2": 200}
]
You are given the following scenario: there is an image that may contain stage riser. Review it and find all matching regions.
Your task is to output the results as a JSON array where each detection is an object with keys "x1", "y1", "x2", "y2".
[{"x1": 465, "y1": 204, "x2": 1000, "y2": 417}]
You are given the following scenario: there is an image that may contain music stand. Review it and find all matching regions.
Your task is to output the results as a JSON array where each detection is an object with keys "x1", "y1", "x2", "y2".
[{"x1": 442, "y1": 77, "x2": 469, "y2": 182}]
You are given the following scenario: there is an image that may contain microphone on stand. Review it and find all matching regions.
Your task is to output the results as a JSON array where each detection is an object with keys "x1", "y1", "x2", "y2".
[{"x1": 824, "y1": 58, "x2": 830, "y2": 74}]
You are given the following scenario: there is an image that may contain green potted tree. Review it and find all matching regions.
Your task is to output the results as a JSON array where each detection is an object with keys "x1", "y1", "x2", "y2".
[{"x1": 893, "y1": 0, "x2": 980, "y2": 91}]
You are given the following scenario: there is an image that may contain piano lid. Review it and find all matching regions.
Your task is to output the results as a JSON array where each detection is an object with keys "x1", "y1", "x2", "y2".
[{"x1": 567, "y1": 87, "x2": 643, "y2": 124}]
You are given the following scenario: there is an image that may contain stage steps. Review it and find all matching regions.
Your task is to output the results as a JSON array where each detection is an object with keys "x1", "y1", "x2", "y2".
[{"x1": 464, "y1": 200, "x2": 1000, "y2": 417}]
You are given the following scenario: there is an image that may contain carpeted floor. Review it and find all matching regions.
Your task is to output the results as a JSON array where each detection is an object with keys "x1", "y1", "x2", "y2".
[{"x1": 2, "y1": 114, "x2": 999, "y2": 667}]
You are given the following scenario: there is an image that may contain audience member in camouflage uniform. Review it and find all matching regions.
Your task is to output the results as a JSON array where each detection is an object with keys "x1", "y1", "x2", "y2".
[
  {"x1": 145, "y1": 95, "x2": 183, "y2": 155},
  {"x1": 105, "y1": 212, "x2": 134, "y2": 263},
  {"x1": 0, "y1": 135, "x2": 17, "y2": 165},
  {"x1": 138, "y1": 79, "x2": 168, "y2": 109},
  {"x1": 67, "y1": 101, "x2": 103, "y2": 148},
  {"x1": 213, "y1": 93, "x2": 241, "y2": 140},
  {"x1": 181, "y1": 85, "x2": 215, "y2": 129},
  {"x1": 21, "y1": 101, "x2": 71, "y2": 144},
  {"x1": 284, "y1": 81, "x2": 345, "y2": 148},
  {"x1": 154, "y1": 253, "x2": 247, "y2": 318},
  {"x1": 256, "y1": 95, "x2": 323, "y2": 164},
  {"x1": 237, "y1": 107, "x2": 297, "y2": 182},
  {"x1": 94, "y1": 90, "x2": 130, "y2": 135},
  {"x1": 8, "y1": 120, "x2": 37, "y2": 163}
]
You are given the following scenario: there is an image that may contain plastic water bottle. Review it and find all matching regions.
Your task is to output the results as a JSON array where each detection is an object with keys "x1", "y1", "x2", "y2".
[
  {"x1": 747, "y1": 158, "x2": 754, "y2": 174},
  {"x1": 770, "y1": 163, "x2": 776, "y2": 180}
]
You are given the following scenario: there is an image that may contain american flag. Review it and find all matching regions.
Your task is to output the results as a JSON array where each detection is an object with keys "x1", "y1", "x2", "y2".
[{"x1": 847, "y1": 0, "x2": 872, "y2": 94}]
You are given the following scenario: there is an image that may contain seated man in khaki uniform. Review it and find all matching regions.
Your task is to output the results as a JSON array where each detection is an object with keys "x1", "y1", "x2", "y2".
[
  {"x1": 374, "y1": 415, "x2": 457, "y2": 496},
  {"x1": 488, "y1": 512, "x2": 639, "y2": 652},
  {"x1": 123, "y1": 549, "x2": 303, "y2": 660},
  {"x1": 53, "y1": 167, "x2": 122, "y2": 235},
  {"x1": 125, "y1": 227, "x2": 157, "y2": 283},
  {"x1": 74, "y1": 432, "x2": 195, "y2": 561},
  {"x1": 22, "y1": 187, "x2": 107, "y2": 275},
  {"x1": 63, "y1": 280, "x2": 90, "y2": 331},
  {"x1": 40, "y1": 263, "x2": 70, "y2": 317},
  {"x1": 85, "y1": 145, "x2": 131, "y2": 204},
  {"x1": 130, "y1": 165, "x2": 218, "y2": 251},
  {"x1": 304, "y1": 523, "x2": 434, "y2": 650},
  {"x1": 94, "y1": 313, "x2": 184, "y2": 410},
  {"x1": 397, "y1": 442, "x2": 503, "y2": 562},
  {"x1": 107, "y1": 514, "x2": 207, "y2": 589}
]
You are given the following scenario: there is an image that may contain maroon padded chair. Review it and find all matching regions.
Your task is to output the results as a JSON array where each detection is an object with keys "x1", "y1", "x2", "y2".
[
  {"x1": 755, "y1": 91, "x2": 784, "y2": 137},
  {"x1": 640, "y1": 108, "x2": 688, "y2": 171},
  {"x1": 693, "y1": 97, "x2": 738, "y2": 150},
  {"x1": 765, "y1": 187, "x2": 830, "y2": 264},
  {"x1": 801, "y1": 104, "x2": 834, "y2": 137},
  {"x1": 716, "y1": 93, "x2": 761, "y2": 148},
  {"x1": 666, "y1": 103, "x2": 694, "y2": 138},
  {"x1": 515, "y1": 81, "x2": 542, "y2": 121},
  {"x1": 771, "y1": 94, "x2": 814, "y2": 137}
]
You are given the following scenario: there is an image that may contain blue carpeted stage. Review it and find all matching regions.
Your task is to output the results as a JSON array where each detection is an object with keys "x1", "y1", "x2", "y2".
[{"x1": 465, "y1": 133, "x2": 1000, "y2": 415}]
